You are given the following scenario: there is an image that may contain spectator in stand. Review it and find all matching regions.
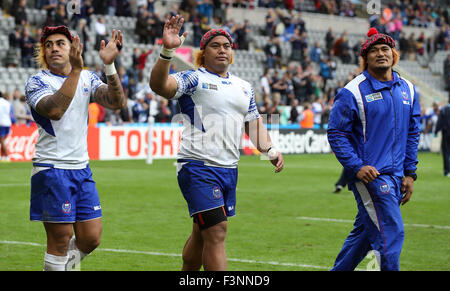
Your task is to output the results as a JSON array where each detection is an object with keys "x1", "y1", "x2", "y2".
[
  {"x1": 416, "y1": 32, "x2": 425, "y2": 56},
  {"x1": 43, "y1": 0, "x2": 59, "y2": 26},
  {"x1": 325, "y1": 27, "x2": 335, "y2": 55},
  {"x1": 333, "y1": 31, "x2": 347, "y2": 59},
  {"x1": 76, "y1": 19, "x2": 90, "y2": 60},
  {"x1": 319, "y1": 56, "x2": 332, "y2": 90},
  {"x1": 88, "y1": 102, "x2": 100, "y2": 127},
  {"x1": 179, "y1": 0, "x2": 198, "y2": 22},
  {"x1": 12, "y1": 92, "x2": 33, "y2": 125},
  {"x1": 132, "y1": 94, "x2": 150, "y2": 123},
  {"x1": 192, "y1": 17, "x2": 203, "y2": 47},
  {"x1": 339, "y1": 36, "x2": 352, "y2": 64},
  {"x1": 11, "y1": 0, "x2": 28, "y2": 27},
  {"x1": 53, "y1": 3, "x2": 69, "y2": 27},
  {"x1": 20, "y1": 29, "x2": 36, "y2": 68},
  {"x1": 289, "y1": 98, "x2": 300, "y2": 124},
  {"x1": 399, "y1": 32, "x2": 409, "y2": 60},
  {"x1": 264, "y1": 8, "x2": 277, "y2": 37},
  {"x1": 155, "y1": 98, "x2": 172, "y2": 123},
  {"x1": 94, "y1": 16, "x2": 108, "y2": 50},
  {"x1": 233, "y1": 22, "x2": 250, "y2": 50},
  {"x1": 71, "y1": 0, "x2": 94, "y2": 28},
  {"x1": 260, "y1": 68, "x2": 272, "y2": 99},
  {"x1": 290, "y1": 28, "x2": 307, "y2": 62},
  {"x1": 300, "y1": 102, "x2": 314, "y2": 128},
  {"x1": 407, "y1": 32, "x2": 418, "y2": 60},
  {"x1": 435, "y1": 26, "x2": 448, "y2": 51},
  {"x1": 352, "y1": 37, "x2": 364, "y2": 65},
  {"x1": 197, "y1": 0, "x2": 214, "y2": 23},
  {"x1": 264, "y1": 37, "x2": 282, "y2": 69},
  {"x1": 271, "y1": 71, "x2": 287, "y2": 101},
  {"x1": 135, "y1": 9, "x2": 151, "y2": 44},
  {"x1": 309, "y1": 41, "x2": 322, "y2": 63},
  {"x1": 311, "y1": 96, "x2": 323, "y2": 128},
  {"x1": 281, "y1": 16, "x2": 296, "y2": 41}
]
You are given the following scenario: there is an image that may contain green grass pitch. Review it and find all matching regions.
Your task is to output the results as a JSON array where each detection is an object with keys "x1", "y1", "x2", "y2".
[{"x1": 0, "y1": 152, "x2": 449, "y2": 270}]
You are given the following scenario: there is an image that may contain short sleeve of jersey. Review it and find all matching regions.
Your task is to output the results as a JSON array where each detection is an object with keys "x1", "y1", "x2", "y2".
[
  {"x1": 89, "y1": 71, "x2": 105, "y2": 96},
  {"x1": 171, "y1": 70, "x2": 199, "y2": 99},
  {"x1": 244, "y1": 87, "x2": 260, "y2": 122},
  {"x1": 25, "y1": 75, "x2": 54, "y2": 109}
]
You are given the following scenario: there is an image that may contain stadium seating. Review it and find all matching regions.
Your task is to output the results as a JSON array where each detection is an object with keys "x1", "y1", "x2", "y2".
[{"x1": 0, "y1": 1, "x2": 448, "y2": 112}]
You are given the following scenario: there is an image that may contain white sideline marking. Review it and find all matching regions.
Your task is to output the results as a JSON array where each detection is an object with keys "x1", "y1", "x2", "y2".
[
  {"x1": 0, "y1": 183, "x2": 29, "y2": 187},
  {"x1": 0, "y1": 240, "x2": 331, "y2": 270},
  {"x1": 296, "y1": 216, "x2": 450, "y2": 230}
]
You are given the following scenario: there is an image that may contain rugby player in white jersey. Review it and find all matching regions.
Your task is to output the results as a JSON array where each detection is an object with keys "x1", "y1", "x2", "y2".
[
  {"x1": 25, "y1": 26, "x2": 126, "y2": 270},
  {"x1": 150, "y1": 15, "x2": 284, "y2": 271}
]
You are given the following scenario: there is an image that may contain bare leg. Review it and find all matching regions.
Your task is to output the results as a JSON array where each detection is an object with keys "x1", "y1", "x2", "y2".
[
  {"x1": 182, "y1": 222, "x2": 203, "y2": 271},
  {"x1": 73, "y1": 218, "x2": 102, "y2": 253},
  {"x1": 43, "y1": 222, "x2": 73, "y2": 256},
  {"x1": 200, "y1": 221, "x2": 227, "y2": 271}
]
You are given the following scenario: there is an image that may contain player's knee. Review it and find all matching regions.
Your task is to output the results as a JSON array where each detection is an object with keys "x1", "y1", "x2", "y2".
[
  {"x1": 78, "y1": 235, "x2": 101, "y2": 253},
  {"x1": 202, "y1": 221, "x2": 227, "y2": 244}
]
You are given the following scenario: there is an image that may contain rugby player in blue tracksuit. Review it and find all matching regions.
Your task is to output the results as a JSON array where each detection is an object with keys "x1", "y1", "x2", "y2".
[{"x1": 327, "y1": 28, "x2": 421, "y2": 271}]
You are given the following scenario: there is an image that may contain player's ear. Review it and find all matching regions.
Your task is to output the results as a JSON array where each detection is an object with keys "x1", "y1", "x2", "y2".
[{"x1": 230, "y1": 51, "x2": 234, "y2": 65}]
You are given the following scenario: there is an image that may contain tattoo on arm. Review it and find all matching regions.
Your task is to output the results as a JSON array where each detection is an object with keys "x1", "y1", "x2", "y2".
[
  {"x1": 94, "y1": 74, "x2": 125, "y2": 110},
  {"x1": 36, "y1": 91, "x2": 74, "y2": 120}
]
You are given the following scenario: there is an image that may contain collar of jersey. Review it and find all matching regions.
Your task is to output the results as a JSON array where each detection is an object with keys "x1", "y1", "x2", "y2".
[
  {"x1": 46, "y1": 69, "x2": 69, "y2": 79},
  {"x1": 199, "y1": 67, "x2": 230, "y2": 79},
  {"x1": 363, "y1": 69, "x2": 400, "y2": 91}
]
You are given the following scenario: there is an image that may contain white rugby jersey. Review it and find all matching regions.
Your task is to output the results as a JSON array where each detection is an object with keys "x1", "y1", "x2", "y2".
[
  {"x1": 25, "y1": 69, "x2": 105, "y2": 169},
  {"x1": 172, "y1": 67, "x2": 260, "y2": 167}
]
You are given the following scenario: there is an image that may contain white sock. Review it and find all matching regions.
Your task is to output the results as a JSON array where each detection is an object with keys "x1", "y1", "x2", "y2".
[
  {"x1": 65, "y1": 236, "x2": 89, "y2": 271},
  {"x1": 43, "y1": 252, "x2": 69, "y2": 271}
]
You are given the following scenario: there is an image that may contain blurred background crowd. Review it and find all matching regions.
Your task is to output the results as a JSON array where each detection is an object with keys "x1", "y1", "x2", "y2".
[{"x1": 0, "y1": 0, "x2": 448, "y2": 134}]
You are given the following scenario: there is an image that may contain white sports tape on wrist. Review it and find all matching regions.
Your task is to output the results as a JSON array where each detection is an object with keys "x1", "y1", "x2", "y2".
[
  {"x1": 159, "y1": 35, "x2": 186, "y2": 60},
  {"x1": 104, "y1": 62, "x2": 116, "y2": 76}
]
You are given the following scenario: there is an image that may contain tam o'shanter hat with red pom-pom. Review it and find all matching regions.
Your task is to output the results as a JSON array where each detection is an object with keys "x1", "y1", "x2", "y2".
[{"x1": 360, "y1": 27, "x2": 395, "y2": 58}]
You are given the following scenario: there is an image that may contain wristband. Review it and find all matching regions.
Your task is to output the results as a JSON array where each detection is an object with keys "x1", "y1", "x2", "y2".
[
  {"x1": 159, "y1": 35, "x2": 186, "y2": 60},
  {"x1": 104, "y1": 62, "x2": 116, "y2": 76},
  {"x1": 404, "y1": 171, "x2": 417, "y2": 181},
  {"x1": 267, "y1": 147, "x2": 279, "y2": 160}
]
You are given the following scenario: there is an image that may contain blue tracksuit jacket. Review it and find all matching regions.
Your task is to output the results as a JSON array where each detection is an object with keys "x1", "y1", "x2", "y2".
[
  {"x1": 327, "y1": 70, "x2": 421, "y2": 271},
  {"x1": 327, "y1": 70, "x2": 421, "y2": 182}
]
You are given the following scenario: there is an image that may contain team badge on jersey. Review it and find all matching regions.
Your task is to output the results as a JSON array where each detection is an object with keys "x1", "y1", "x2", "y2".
[
  {"x1": 62, "y1": 201, "x2": 72, "y2": 214},
  {"x1": 380, "y1": 182, "x2": 390, "y2": 194},
  {"x1": 401, "y1": 91, "x2": 410, "y2": 105}
]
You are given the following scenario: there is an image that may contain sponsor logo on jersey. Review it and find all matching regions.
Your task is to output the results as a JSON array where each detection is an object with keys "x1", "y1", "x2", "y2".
[
  {"x1": 365, "y1": 92, "x2": 383, "y2": 102},
  {"x1": 202, "y1": 83, "x2": 218, "y2": 91}
]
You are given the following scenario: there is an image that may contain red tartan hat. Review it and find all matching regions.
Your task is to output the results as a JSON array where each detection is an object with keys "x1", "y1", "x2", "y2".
[
  {"x1": 360, "y1": 28, "x2": 395, "y2": 57},
  {"x1": 199, "y1": 29, "x2": 233, "y2": 50}
]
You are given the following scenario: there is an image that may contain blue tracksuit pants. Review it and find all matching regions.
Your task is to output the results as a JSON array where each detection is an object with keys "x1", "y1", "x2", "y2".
[{"x1": 331, "y1": 175, "x2": 405, "y2": 271}]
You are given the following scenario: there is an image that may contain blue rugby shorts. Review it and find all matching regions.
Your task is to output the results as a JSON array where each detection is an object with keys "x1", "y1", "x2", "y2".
[
  {"x1": 30, "y1": 164, "x2": 102, "y2": 223},
  {"x1": 177, "y1": 159, "x2": 238, "y2": 218}
]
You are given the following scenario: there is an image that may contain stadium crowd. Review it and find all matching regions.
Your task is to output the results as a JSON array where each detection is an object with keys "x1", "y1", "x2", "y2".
[{"x1": 0, "y1": 0, "x2": 449, "y2": 132}]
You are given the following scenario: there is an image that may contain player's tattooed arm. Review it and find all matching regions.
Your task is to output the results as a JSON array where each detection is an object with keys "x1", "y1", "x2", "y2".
[
  {"x1": 35, "y1": 70, "x2": 82, "y2": 120},
  {"x1": 94, "y1": 74, "x2": 126, "y2": 110}
]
